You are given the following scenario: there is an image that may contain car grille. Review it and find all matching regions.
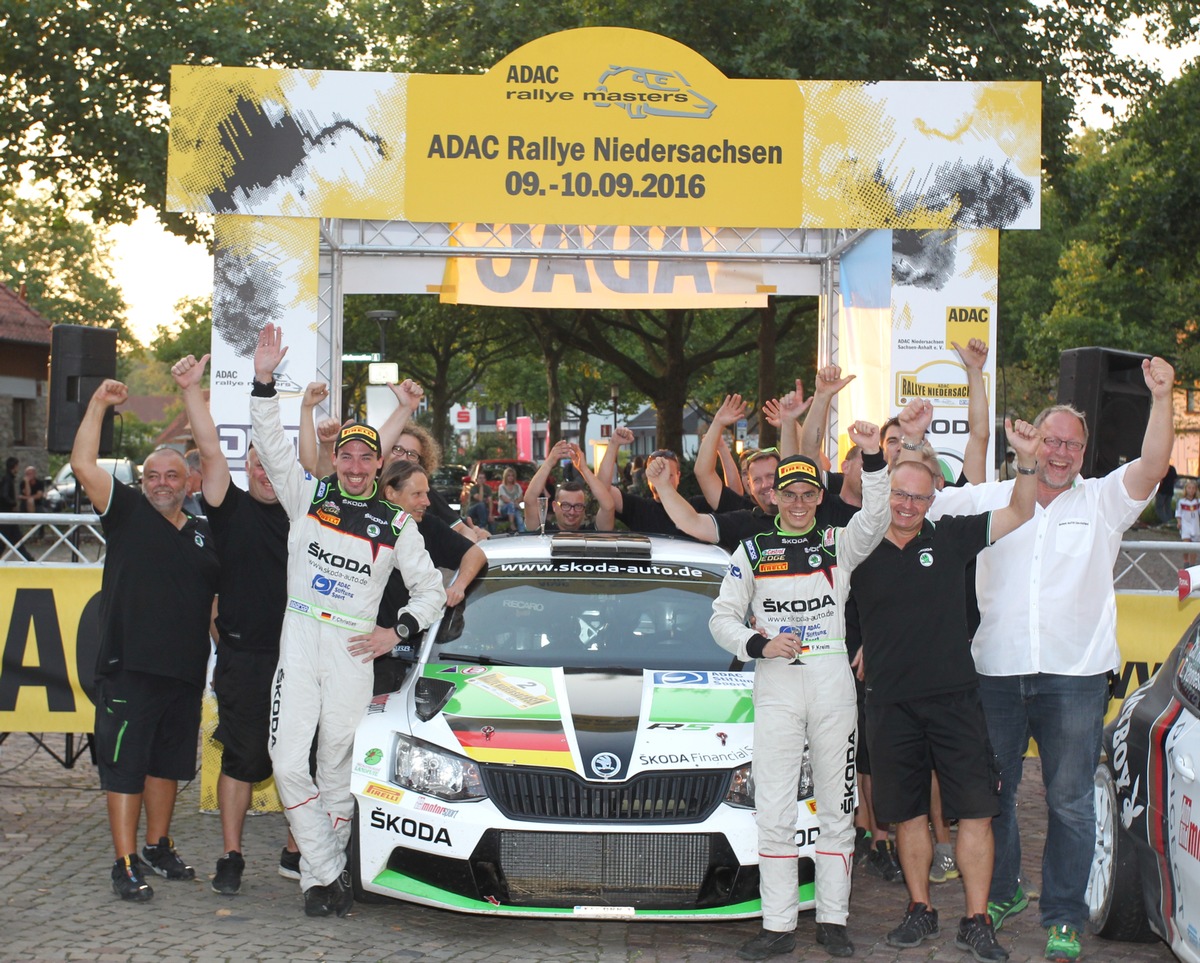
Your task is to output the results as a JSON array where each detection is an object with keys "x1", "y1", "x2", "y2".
[
  {"x1": 480, "y1": 766, "x2": 731, "y2": 822},
  {"x1": 497, "y1": 830, "x2": 714, "y2": 904}
]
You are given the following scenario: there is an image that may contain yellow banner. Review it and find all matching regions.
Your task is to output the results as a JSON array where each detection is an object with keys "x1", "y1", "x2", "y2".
[
  {"x1": 406, "y1": 28, "x2": 803, "y2": 228},
  {"x1": 443, "y1": 223, "x2": 767, "y2": 308},
  {"x1": 0, "y1": 567, "x2": 102, "y2": 732}
]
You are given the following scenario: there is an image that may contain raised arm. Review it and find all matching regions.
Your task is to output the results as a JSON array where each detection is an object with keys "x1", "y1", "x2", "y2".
[
  {"x1": 70, "y1": 379, "x2": 127, "y2": 514},
  {"x1": 989, "y1": 418, "x2": 1042, "y2": 540},
  {"x1": 172, "y1": 353, "x2": 232, "y2": 507},
  {"x1": 377, "y1": 379, "x2": 424, "y2": 454},
  {"x1": 954, "y1": 338, "x2": 991, "y2": 484},
  {"x1": 297, "y1": 382, "x2": 330, "y2": 475},
  {"x1": 524, "y1": 439, "x2": 571, "y2": 530},
  {"x1": 798, "y1": 367, "x2": 854, "y2": 460},
  {"x1": 1123, "y1": 357, "x2": 1176, "y2": 501},
  {"x1": 696, "y1": 395, "x2": 748, "y2": 509},
  {"x1": 597, "y1": 425, "x2": 633, "y2": 515},
  {"x1": 644, "y1": 457, "x2": 718, "y2": 543},
  {"x1": 570, "y1": 443, "x2": 616, "y2": 530}
]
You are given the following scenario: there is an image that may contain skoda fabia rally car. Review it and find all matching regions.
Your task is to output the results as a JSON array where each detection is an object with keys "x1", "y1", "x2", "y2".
[
  {"x1": 350, "y1": 532, "x2": 819, "y2": 919},
  {"x1": 1088, "y1": 612, "x2": 1200, "y2": 960}
]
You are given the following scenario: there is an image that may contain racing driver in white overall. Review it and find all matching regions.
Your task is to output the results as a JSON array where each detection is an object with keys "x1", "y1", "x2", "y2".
[
  {"x1": 710, "y1": 417, "x2": 892, "y2": 960},
  {"x1": 250, "y1": 323, "x2": 446, "y2": 917}
]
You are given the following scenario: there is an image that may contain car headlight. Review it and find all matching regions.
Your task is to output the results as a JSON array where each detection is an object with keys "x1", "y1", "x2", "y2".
[
  {"x1": 724, "y1": 744, "x2": 814, "y2": 808},
  {"x1": 393, "y1": 733, "x2": 486, "y2": 801}
]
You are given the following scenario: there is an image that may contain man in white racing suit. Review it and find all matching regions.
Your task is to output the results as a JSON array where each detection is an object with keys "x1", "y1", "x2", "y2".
[
  {"x1": 250, "y1": 324, "x2": 445, "y2": 917},
  {"x1": 709, "y1": 417, "x2": 892, "y2": 961}
]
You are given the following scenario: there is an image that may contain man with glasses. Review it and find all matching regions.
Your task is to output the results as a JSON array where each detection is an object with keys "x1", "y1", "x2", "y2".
[
  {"x1": 850, "y1": 419, "x2": 1042, "y2": 963},
  {"x1": 522, "y1": 439, "x2": 614, "y2": 532},
  {"x1": 596, "y1": 427, "x2": 716, "y2": 536},
  {"x1": 710, "y1": 423, "x2": 891, "y2": 961},
  {"x1": 923, "y1": 357, "x2": 1176, "y2": 963}
]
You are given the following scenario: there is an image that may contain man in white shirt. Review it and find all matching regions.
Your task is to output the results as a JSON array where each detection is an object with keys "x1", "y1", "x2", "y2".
[{"x1": 925, "y1": 356, "x2": 1175, "y2": 963}]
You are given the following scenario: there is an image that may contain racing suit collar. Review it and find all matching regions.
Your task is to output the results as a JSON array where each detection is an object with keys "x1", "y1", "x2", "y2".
[{"x1": 773, "y1": 514, "x2": 816, "y2": 538}]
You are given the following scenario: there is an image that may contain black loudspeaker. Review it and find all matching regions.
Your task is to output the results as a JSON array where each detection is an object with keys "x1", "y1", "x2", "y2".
[
  {"x1": 1056, "y1": 347, "x2": 1151, "y2": 478},
  {"x1": 46, "y1": 325, "x2": 118, "y2": 454}
]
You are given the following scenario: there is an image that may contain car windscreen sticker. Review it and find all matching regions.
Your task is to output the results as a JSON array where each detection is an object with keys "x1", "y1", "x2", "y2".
[
  {"x1": 491, "y1": 560, "x2": 721, "y2": 581},
  {"x1": 467, "y1": 671, "x2": 555, "y2": 710}
]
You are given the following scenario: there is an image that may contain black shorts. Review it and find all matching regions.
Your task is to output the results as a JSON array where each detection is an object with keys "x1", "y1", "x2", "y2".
[
  {"x1": 212, "y1": 647, "x2": 277, "y2": 784},
  {"x1": 94, "y1": 670, "x2": 203, "y2": 793},
  {"x1": 865, "y1": 688, "x2": 999, "y2": 824}
]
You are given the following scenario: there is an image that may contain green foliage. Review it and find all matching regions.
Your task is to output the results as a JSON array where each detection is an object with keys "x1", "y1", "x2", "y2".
[
  {"x1": 465, "y1": 432, "x2": 516, "y2": 462},
  {"x1": 111, "y1": 411, "x2": 171, "y2": 465},
  {"x1": 0, "y1": 184, "x2": 129, "y2": 335},
  {"x1": 150, "y1": 296, "x2": 213, "y2": 368},
  {"x1": 3, "y1": 2, "x2": 369, "y2": 240}
]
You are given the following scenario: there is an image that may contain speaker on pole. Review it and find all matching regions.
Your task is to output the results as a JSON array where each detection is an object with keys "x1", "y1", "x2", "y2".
[
  {"x1": 46, "y1": 324, "x2": 119, "y2": 454},
  {"x1": 1056, "y1": 346, "x2": 1151, "y2": 478}
]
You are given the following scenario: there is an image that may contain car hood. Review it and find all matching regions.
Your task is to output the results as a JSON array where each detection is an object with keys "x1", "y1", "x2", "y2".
[{"x1": 393, "y1": 664, "x2": 755, "y2": 781}]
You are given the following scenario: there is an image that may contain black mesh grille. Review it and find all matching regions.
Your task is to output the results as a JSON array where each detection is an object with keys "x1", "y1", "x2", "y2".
[
  {"x1": 497, "y1": 831, "x2": 713, "y2": 904},
  {"x1": 481, "y1": 766, "x2": 731, "y2": 822}
]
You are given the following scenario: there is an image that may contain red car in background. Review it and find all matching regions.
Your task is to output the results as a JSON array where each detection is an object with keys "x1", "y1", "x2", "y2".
[{"x1": 460, "y1": 459, "x2": 539, "y2": 522}]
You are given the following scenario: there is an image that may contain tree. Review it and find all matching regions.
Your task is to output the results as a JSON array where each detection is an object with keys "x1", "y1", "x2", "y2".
[
  {"x1": 150, "y1": 296, "x2": 213, "y2": 367},
  {"x1": 0, "y1": 184, "x2": 128, "y2": 333},
  {"x1": 3, "y1": 2, "x2": 369, "y2": 240}
]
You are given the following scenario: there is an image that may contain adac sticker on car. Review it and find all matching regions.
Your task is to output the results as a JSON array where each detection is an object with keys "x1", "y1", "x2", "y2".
[{"x1": 426, "y1": 664, "x2": 576, "y2": 770}]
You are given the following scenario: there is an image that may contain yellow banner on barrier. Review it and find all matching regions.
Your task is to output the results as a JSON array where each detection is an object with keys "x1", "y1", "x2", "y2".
[{"x1": 0, "y1": 567, "x2": 102, "y2": 732}]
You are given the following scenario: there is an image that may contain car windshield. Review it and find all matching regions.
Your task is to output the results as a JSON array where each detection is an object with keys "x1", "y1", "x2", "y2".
[{"x1": 434, "y1": 556, "x2": 737, "y2": 672}]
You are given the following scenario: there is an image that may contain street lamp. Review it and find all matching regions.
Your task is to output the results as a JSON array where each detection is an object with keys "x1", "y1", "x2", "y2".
[
  {"x1": 365, "y1": 309, "x2": 398, "y2": 360},
  {"x1": 610, "y1": 383, "x2": 619, "y2": 434}
]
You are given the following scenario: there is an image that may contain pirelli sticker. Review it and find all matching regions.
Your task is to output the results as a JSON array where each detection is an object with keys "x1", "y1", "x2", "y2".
[
  {"x1": 757, "y1": 561, "x2": 789, "y2": 573},
  {"x1": 363, "y1": 781, "x2": 405, "y2": 804}
]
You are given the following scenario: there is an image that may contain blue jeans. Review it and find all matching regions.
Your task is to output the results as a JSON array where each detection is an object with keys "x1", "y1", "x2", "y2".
[{"x1": 978, "y1": 672, "x2": 1109, "y2": 930}]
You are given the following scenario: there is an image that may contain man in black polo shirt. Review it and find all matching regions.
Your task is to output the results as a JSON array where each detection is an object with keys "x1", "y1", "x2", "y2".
[
  {"x1": 523, "y1": 440, "x2": 615, "y2": 532},
  {"x1": 73, "y1": 379, "x2": 220, "y2": 904},
  {"x1": 849, "y1": 418, "x2": 1042, "y2": 962},
  {"x1": 172, "y1": 353, "x2": 298, "y2": 895}
]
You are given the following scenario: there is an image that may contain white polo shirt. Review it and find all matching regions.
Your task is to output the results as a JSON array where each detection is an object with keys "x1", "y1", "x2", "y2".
[{"x1": 929, "y1": 463, "x2": 1152, "y2": 677}]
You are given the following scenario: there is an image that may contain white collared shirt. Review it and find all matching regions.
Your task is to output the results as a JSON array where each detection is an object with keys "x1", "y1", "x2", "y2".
[{"x1": 928, "y1": 463, "x2": 1152, "y2": 676}]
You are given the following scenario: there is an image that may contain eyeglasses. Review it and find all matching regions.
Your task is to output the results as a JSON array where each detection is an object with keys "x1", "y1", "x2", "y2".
[
  {"x1": 649, "y1": 449, "x2": 678, "y2": 461},
  {"x1": 555, "y1": 500, "x2": 586, "y2": 513},
  {"x1": 391, "y1": 445, "x2": 422, "y2": 461},
  {"x1": 776, "y1": 488, "x2": 820, "y2": 504},
  {"x1": 890, "y1": 489, "x2": 934, "y2": 504},
  {"x1": 1042, "y1": 437, "x2": 1084, "y2": 452}
]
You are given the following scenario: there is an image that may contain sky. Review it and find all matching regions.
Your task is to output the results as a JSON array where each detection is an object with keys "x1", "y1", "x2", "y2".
[{"x1": 106, "y1": 27, "x2": 1199, "y2": 347}]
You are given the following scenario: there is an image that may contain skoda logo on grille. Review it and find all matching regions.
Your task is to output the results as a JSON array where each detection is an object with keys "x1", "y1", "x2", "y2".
[{"x1": 591, "y1": 752, "x2": 622, "y2": 779}]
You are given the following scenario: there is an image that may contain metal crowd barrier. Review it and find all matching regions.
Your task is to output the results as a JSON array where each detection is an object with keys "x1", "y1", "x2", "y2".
[
  {"x1": 0, "y1": 512, "x2": 106, "y2": 564},
  {"x1": 0, "y1": 513, "x2": 1191, "y2": 592}
]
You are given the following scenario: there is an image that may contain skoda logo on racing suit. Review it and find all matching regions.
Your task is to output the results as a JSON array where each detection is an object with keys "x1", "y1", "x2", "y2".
[{"x1": 591, "y1": 752, "x2": 622, "y2": 779}]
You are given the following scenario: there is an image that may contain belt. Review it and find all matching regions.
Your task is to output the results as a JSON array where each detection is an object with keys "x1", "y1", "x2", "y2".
[{"x1": 286, "y1": 597, "x2": 374, "y2": 633}]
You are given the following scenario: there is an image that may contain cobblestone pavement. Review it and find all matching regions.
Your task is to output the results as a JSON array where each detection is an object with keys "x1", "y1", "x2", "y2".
[{"x1": 0, "y1": 732, "x2": 1176, "y2": 963}]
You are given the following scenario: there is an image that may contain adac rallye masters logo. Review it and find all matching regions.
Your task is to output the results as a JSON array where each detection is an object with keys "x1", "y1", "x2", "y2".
[{"x1": 592, "y1": 66, "x2": 716, "y2": 120}]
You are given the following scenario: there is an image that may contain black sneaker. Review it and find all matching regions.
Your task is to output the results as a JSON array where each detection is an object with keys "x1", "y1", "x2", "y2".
[
  {"x1": 853, "y1": 827, "x2": 873, "y2": 867},
  {"x1": 303, "y1": 883, "x2": 333, "y2": 917},
  {"x1": 111, "y1": 854, "x2": 154, "y2": 902},
  {"x1": 279, "y1": 847, "x2": 301, "y2": 880},
  {"x1": 956, "y1": 914, "x2": 1009, "y2": 962},
  {"x1": 141, "y1": 836, "x2": 195, "y2": 880},
  {"x1": 737, "y1": 928, "x2": 797, "y2": 960},
  {"x1": 867, "y1": 839, "x2": 905, "y2": 883},
  {"x1": 887, "y1": 902, "x2": 940, "y2": 948},
  {"x1": 327, "y1": 869, "x2": 354, "y2": 918},
  {"x1": 212, "y1": 851, "x2": 245, "y2": 895},
  {"x1": 815, "y1": 921, "x2": 855, "y2": 958}
]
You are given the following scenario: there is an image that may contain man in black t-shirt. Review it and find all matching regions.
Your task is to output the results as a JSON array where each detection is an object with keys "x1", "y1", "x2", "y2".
[
  {"x1": 73, "y1": 380, "x2": 220, "y2": 904},
  {"x1": 523, "y1": 440, "x2": 614, "y2": 532},
  {"x1": 848, "y1": 421, "x2": 1041, "y2": 961},
  {"x1": 173, "y1": 353, "x2": 297, "y2": 896}
]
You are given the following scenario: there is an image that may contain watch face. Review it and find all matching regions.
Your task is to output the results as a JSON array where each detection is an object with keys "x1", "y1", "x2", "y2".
[{"x1": 395, "y1": 622, "x2": 410, "y2": 640}]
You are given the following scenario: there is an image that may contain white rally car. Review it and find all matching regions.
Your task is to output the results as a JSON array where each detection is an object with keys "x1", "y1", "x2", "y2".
[
  {"x1": 350, "y1": 531, "x2": 820, "y2": 919},
  {"x1": 1089, "y1": 611, "x2": 1200, "y2": 960}
]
